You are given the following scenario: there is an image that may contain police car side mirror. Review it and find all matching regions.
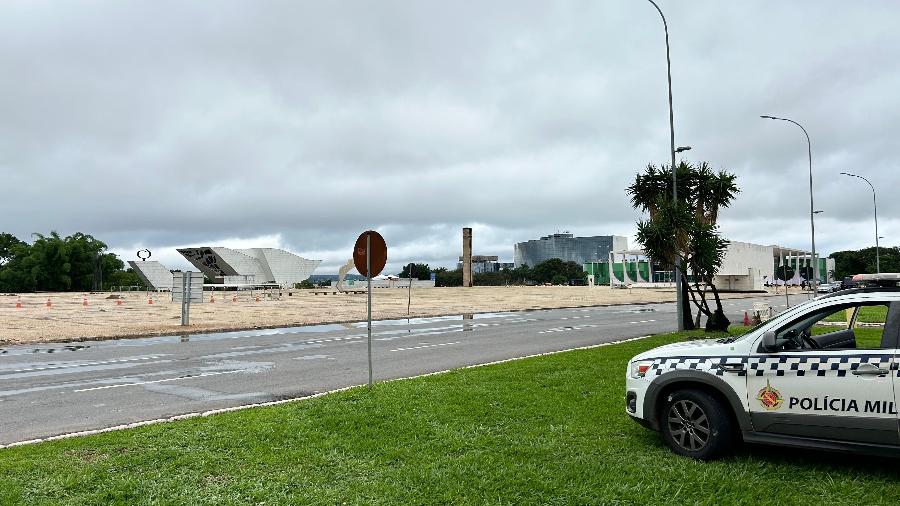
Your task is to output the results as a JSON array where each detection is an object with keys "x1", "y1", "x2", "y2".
[{"x1": 760, "y1": 330, "x2": 778, "y2": 352}]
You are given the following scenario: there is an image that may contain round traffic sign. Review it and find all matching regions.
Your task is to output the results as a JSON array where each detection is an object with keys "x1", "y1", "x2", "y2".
[{"x1": 353, "y1": 230, "x2": 387, "y2": 278}]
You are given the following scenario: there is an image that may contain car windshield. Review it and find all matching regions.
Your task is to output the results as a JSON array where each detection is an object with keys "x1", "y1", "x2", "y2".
[{"x1": 716, "y1": 297, "x2": 819, "y2": 343}]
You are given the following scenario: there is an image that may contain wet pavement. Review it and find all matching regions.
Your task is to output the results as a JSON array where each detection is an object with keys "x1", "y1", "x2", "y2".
[{"x1": 0, "y1": 295, "x2": 790, "y2": 445}]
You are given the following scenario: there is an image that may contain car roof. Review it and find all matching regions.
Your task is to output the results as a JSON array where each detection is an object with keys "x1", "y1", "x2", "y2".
[{"x1": 819, "y1": 287, "x2": 900, "y2": 299}]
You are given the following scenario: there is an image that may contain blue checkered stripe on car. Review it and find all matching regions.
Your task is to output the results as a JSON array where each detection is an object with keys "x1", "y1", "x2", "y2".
[
  {"x1": 648, "y1": 354, "x2": 896, "y2": 378},
  {"x1": 648, "y1": 356, "x2": 748, "y2": 377}
]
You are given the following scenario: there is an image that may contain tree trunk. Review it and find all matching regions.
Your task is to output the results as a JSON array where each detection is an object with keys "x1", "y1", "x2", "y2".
[
  {"x1": 680, "y1": 272, "x2": 696, "y2": 330},
  {"x1": 704, "y1": 283, "x2": 731, "y2": 332}
]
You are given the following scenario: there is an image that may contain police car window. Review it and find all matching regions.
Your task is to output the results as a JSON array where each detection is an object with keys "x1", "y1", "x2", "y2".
[{"x1": 775, "y1": 302, "x2": 892, "y2": 350}]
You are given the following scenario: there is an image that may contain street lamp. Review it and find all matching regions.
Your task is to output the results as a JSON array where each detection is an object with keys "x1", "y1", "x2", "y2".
[
  {"x1": 676, "y1": 146, "x2": 692, "y2": 153},
  {"x1": 646, "y1": 0, "x2": 686, "y2": 331},
  {"x1": 761, "y1": 115, "x2": 818, "y2": 295},
  {"x1": 840, "y1": 171, "x2": 880, "y2": 274}
]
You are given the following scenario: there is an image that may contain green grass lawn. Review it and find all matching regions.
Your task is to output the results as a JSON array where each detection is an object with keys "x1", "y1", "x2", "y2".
[
  {"x1": 823, "y1": 305, "x2": 888, "y2": 323},
  {"x1": 1, "y1": 327, "x2": 899, "y2": 505}
]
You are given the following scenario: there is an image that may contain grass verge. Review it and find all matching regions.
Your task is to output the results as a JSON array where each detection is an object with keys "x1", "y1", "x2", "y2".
[{"x1": 1, "y1": 327, "x2": 899, "y2": 504}]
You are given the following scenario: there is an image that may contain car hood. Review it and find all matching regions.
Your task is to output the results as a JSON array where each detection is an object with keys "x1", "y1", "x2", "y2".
[{"x1": 632, "y1": 338, "x2": 746, "y2": 361}]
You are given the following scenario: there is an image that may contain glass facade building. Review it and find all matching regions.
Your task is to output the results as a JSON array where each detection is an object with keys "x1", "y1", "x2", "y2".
[{"x1": 513, "y1": 233, "x2": 628, "y2": 268}]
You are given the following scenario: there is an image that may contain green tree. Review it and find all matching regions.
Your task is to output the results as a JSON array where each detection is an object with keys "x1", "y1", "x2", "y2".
[
  {"x1": 0, "y1": 231, "x2": 129, "y2": 292},
  {"x1": 530, "y1": 259, "x2": 586, "y2": 285},
  {"x1": 0, "y1": 233, "x2": 25, "y2": 267},
  {"x1": 105, "y1": 267, "x2": 146, "y2": 290},
  {"x1": 473, "y1": 271, "x2": 506, "y2": 286},
  {"x1": 507, "y1": 265, "x2": 532, "y2": 285},
  {"x1": 433, "y1": 267, "x2": 463, "y2": 287},
  {"x1": 399, "y1": 263, "x2": 432, "y2": 280},
  {"x1": 628, "y1": 161, "x2": 739, "y2": 331},
  {"x1": 831, "y1": 247, "x2": 900, "y2": 280}
]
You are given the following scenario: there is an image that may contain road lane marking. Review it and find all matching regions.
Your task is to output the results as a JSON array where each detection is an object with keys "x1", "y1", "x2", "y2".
[
  {"x1": 539, "y1": 324, "x2": 598, "y2": 334},
  {"x1": 1, "y1": 334, "x2": 656, "y2": 449},
  {"x1": 73, "y1": 369, "x2": 249, "y2": 393},
  {"x1": 389, "y1": 341, "x2": 462, "y2": 352},
  {"x1": 2, "y1": 354, "x2": 169, "y2": 374}
]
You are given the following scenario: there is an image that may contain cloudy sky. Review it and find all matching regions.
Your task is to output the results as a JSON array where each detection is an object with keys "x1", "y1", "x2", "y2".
[{"x1": 1, "y1": 1, "x2": 898, "y2": 274}]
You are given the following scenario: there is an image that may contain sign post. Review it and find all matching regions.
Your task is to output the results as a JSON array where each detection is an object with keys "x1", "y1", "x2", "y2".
[
  {"x1": 182, "y1": 271, "x2": 190, "y2": 326},
  {"x1": 367, "y1": 234, "x2": 372, "y2": 387},
  {"x1": 173, "y1": 271, "x2": 203, "y2": 326},
  {"x1": 353, "y1": 230, "x2": 387, "y2": 388}
]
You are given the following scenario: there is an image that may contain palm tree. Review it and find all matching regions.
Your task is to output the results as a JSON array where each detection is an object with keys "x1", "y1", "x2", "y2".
[{"x1": 628, "y1": 161, "x2": 739, "y2": 331}]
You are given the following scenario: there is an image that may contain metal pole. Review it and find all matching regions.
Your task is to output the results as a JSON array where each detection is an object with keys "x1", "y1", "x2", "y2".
[
  {"x1": 181, "y1": 271, "x2": 190, "y2": 326},
  {"x1": 761, "y1": 115, "x2": 816, "y2": 297},
  {"x1": 782, "y1": 249, "x2": 789, "y2": 309},
  {"x1": 841, "y1": 172, "x2": 879, "y2": 274},
  {"x1": 367, "y1": 233, "x2": 373, "y2": 388},
  {"x1": 647, "y1": 0, "x2": 684, "y2": 330},
  {"x1": 407, "y1": 262, "x2": 413, "y2": 316}
]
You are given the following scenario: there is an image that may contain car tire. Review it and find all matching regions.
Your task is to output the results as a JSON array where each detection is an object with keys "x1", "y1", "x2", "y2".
[{"x1": 660, "y1": 389, "x2": 735, "y2": 460}]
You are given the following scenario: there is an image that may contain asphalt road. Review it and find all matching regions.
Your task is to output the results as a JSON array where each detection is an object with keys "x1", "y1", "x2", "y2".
[{"x1": 0, "y1": 294, "x2": 791, "y2": 445}]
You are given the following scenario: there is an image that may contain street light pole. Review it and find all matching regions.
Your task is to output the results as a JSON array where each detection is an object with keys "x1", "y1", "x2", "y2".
[
  {"x1": 840, "y1": 172, "x2": 880, "y2": 274},
  {"x1": 647, "y1": 0, "x2": 685, "y2": 331},
  {"x1": 761, "y1": 115, "x2": 817, "y2": 295}
]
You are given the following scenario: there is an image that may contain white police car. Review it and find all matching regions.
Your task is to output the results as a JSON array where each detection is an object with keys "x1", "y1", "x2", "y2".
[{"x1": 626, "y1": 288, "x2": 900, "y2": 460}]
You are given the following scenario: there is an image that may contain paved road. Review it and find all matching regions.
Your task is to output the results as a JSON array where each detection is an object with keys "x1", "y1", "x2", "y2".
[{"x1": 0, "y1": 294, "x2": 791, "y2": 445}]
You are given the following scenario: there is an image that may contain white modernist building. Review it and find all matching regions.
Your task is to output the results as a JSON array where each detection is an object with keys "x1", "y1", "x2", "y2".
[
  {"x1": 127, "y1": 260, "x2": 175, "y2": 291},
  {"x1": 606, "y1": 241, "x2": 835, "y2": 291},
  {"x1": 177, "y1": 247, "x2": 321, "y2": 288}
]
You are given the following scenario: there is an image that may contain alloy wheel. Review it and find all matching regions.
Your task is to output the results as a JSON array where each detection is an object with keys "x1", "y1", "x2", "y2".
[{"x1": 667, "y1": 399, "x2": 710, "y2": 451}]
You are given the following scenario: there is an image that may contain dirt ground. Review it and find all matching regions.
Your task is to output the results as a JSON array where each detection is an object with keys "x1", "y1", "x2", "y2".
[{"x1": 0, "y1": 286, "x2": 787, "y2": 345}]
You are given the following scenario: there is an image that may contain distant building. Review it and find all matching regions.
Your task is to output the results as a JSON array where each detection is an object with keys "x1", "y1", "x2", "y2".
[
  {"x1": 514, "y1": 233, "x2": 628, "y2": 268},
  {"x1": 177, "y1": 247, "x2": 320, "y2": 288},
  {"x1": 583, "y1": 241, "x2": 836, "y2": 290},
  {"x1": 457, "y1": 255, "x2": 515, "y2": 273},
  {"x1": 127, "y1": 260, "x2": 174, "y2": 291}
]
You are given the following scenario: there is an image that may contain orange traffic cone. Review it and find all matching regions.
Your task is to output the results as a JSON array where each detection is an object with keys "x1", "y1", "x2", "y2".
[
  {"x1": 46, "y1": 298, "x2": 52, "y2": 308},
  {"x1": 82, "y1": 298, "x2": 89, "y2": 307},
  {"x1": 15, "y1": 298, "x2": 22, "y2": 309},
  {"x1": 743, "y1": 312, "x2": 751, "y2": 326}
]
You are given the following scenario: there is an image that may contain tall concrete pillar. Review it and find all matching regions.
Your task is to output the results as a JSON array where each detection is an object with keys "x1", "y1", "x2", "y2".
[
  {"x1": 608, "y1": 251, "x2": 615, "y2": 286},
  {"x1": 462, "y1": 227, "x2": 473, "y2": 287}
]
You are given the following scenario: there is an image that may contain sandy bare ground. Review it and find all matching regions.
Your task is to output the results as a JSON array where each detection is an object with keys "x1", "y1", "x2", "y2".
[{"x1": 0, "y1": 286, "x2": 782, "y2": 345}]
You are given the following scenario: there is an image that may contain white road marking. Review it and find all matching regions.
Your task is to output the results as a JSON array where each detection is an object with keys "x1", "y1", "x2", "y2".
[
  {"x1": 2, "y1": 335, "x2": 656, "y2": 450},
  {"x1": 73, "y1": 369, "x2": 249, "y2": 393},
  {"x1": 539, "y1": 324, "x2": 598, "y2": 334},
  {"x1": 2, "y1": 354, "x2": 168, "y2": 374},
  {"x1": 389, "y1": 341, "x2": 462, "y2": 352}
]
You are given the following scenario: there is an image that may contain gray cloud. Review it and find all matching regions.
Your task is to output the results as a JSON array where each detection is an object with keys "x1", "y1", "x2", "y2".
[{"x1": 2, "y1": 1, "x2": 899, "y2": 275}]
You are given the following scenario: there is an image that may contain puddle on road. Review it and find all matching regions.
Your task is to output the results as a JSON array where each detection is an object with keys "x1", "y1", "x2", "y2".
[
  {"x1": 0, "y1": 309, "x2": 551, "y2": 354},
  {"x1": 0, "y1": 344, "x2": 92, "y2": 357}
]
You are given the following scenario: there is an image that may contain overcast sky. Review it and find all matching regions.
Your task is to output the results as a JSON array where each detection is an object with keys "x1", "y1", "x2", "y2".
[{"x1": 2, "y1": 1, "x2": 898, "y2": 274}]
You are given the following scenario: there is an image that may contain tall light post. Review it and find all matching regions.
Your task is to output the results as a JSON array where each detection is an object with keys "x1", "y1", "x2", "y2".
[
  {"x1": 761, "y1": 115, "x2": 818, "y2": 294},
  {"x1": 840, "y1": 171, "x2": 880, "y2": 274},
  {"x1": 647, "y1": 0, "x2": 686, "y2": 330}
]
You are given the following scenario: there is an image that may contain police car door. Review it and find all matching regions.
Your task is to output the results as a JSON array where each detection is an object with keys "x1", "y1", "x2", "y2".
[{"x1": 747, "y1": 300, "x2": 899, "y2": 445}]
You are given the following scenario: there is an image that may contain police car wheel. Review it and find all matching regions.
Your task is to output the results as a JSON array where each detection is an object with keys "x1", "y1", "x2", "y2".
[{"x1": 661, "y1": 389, "x2": 735, "y2": 460}]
